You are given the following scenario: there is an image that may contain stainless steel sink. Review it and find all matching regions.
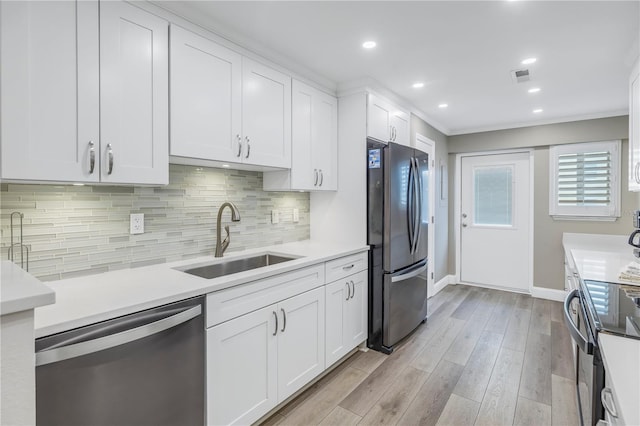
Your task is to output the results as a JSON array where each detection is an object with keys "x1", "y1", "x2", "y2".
[{"x1": 181, "y1": 254, "x2": 296, "y2": 279}]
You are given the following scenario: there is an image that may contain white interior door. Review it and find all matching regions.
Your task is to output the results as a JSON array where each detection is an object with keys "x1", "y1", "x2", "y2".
[
  {"x1": 460, "y1": 152, "x2": 531, "y2": 292},
  {"x1": 414, "y1": 134, "x2": 435, "y2": 297}
]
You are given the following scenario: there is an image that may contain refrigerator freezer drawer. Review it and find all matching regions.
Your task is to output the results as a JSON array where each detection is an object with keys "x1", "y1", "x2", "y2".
[{"x1": 383, "y1": 262, "x2": 428, "y2": 348}]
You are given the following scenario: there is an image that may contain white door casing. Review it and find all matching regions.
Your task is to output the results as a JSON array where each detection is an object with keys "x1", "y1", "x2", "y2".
[
  {"x1": 457, "y1": 151, "x2": 533, "y2": 292},
  {"x1": 414, "y1": 134, "x2": 436, "y2": 297}
]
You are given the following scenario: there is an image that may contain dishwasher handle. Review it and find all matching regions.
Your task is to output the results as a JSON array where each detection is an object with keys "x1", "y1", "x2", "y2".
[{"x1": 36, "y1": 305, "x2": 202, "y2": 366}]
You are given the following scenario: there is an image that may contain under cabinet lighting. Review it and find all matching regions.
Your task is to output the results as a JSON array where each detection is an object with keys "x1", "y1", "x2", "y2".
[
  {"x1": 72, "y1": 183, "x2": 84, "y2": 186},
  {"x1": 222, "y1": 164, "x2": 230, "y2": 168}
]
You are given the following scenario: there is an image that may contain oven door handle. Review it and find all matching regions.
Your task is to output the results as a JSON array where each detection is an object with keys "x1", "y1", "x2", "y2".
[{"x1": 564, "y1": 289, "x2": 593, "y2": 355}]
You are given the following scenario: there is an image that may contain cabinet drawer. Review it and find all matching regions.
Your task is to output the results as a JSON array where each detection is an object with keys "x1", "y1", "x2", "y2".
[
  {"x1": 325, "y1": 251, "x2": 368, "y2": 283},
  {"x1": 206, "y1": 264, "x2": 324, "y2": 327}
]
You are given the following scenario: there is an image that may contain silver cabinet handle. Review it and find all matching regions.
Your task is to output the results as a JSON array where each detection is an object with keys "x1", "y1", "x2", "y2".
[
  {"x1": 349, "y1": 280, "x2": 355, "y2": 300},
  {"x1": 319, "y1": 169, "x2": 324, "y2": 186},
  {"x1": 462, "y1": 223, "x2": 467, "y2": 227},
  {"x1": 635, "y1": 162, "x2": 640, "y2": 184},
  {"x1": 88, "y1": 141, "x2": 95, "y2": 174},
  {"x1": 601, "y1": 388, "x2": 618, "y2": 418},
  {"x1": 391, "y1": 260, "x2": 427, "y2": 283},
  {"x1": 106, "y1": 143, "x2": 114, "y2": 175},
  {"x1": 342, "y1": 264, "x2": 355, "y2": 271},
  {"x1": 245, "y1": 136, "x2": 250, "y2": 159},
  {"x1": 236, "y1": 134, "x2": 242, "y2": 157},
  {"x1": 280, "y1": 308, "x2": 286, "y2": 333},
  {"x1": 345, "y1": 282, "x2": 350, "y2": 301},
  {"x1": 462, "y1": 213, "x2": 467, "y2": 218},
  {"x1": 272, "y1": 311, "x2": 278, "y2": 336},
  {"x1": 36, "y1": 305, "x2": 201, "y2": 366},
  {"x1": 314, "y1": 169, "x2": 319, "y2": 186}
]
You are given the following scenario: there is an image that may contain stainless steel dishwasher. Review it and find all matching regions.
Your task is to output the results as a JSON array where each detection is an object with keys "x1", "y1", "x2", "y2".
[{"x1": 35, "y1": 296, "x2": 205, "y2": 426}]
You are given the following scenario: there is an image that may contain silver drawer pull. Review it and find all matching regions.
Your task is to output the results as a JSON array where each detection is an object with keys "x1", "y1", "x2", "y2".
[
  {"x1": 314, "y1": 169, "x2": 319, "y2": 186},
  {"x1": 342, "y1": 264, "x2": 355, "y2": 271},
  {"x1": 280, "y1": 308, "x2": 286, "y2": 333},
  {"x1": 245, "y1": 136, "x2": 250, "y2": 159},
  {"x1": 236, "y1": 134, "x2": 242, "y2": 157},
  {"x1": 345, "y1": 282, "x2": 350, "y2": 301},
  {"x1": 319, "y1": 169, "x2": 323, "y2": 186}
]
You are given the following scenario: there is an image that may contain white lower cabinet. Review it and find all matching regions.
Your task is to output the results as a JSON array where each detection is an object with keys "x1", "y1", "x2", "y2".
[
  {"x1": 207, "y1": 286, "x2": 325, "y2": 425},
  {"x1": 325, "y1": 270, "x2": 367, "y2": 367}
]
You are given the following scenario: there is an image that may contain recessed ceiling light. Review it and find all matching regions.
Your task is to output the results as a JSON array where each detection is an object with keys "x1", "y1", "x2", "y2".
[
  {"x1": 362, "y1": 41, "x2": 377, "y2": 49},
  {"x1": 528, "y1": 87, "x2": 541, "y2": 93},
  {"x1": 412, "y1": 82, "x2": 425, "y2": 89},
  {"x1": 438, "y1": 103, "x2": 448, "y2": 109},
  {"x1": 521, "y1": 57, "x2": 537, "y2": 65},
  {"x1": 533, "y1": 108, "x2": 543, "y2": 113}
]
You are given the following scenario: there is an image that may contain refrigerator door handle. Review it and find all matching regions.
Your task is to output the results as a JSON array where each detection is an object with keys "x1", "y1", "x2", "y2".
[
  {"x1": 407, "y1": 158, "x2": 415, "y2": 254},
  {"x1": 413, "y1": 157, "x2": 422, "y2": 254},
  {"x1": 391, "y1": 260, "x2": 428, "y2": 283}
]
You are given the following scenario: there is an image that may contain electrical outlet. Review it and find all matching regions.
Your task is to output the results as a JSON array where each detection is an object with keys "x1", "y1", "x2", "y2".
[
  {"x1": 293, "y1": 208, "x2": 299, "y2": 223},
  {"x1": 130, "y1": 213, "x2": 144, "y2": 235},
  {"x1": 271, "y1": 210, "x2": 280, "y2": 224}
]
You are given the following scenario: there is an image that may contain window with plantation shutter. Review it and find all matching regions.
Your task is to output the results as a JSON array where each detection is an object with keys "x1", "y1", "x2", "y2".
[{"x1": 549, "y1": 140, "x2": 621, "y2": 220}]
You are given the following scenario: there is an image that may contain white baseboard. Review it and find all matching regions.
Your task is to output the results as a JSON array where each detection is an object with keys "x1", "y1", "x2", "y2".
[
  {"x1": 530, "y1": 286, "x2": 566, "y2": 302},
  {"x1": 433, "y1": 274, "x2": 454, "y2": 297}
]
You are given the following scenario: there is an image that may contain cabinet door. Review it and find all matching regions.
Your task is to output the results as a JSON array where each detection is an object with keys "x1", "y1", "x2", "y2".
[
  {"x1": 242, "y1": 58, "x2": 292, "y2": 168},
  {"x1": 290, "y1": 80, "x2": 315, "y2": 189},
  {"x1": 100, "y1": 1, "x2": 168, "y2": 185},
  {"x1": 346, "y1": 270, "x2": 368, "y2": 347},
  {"x1": 325, "y1": 279, "x2": 349, "y2": 367},
  {"x1": 277, "y1": 287, "x2": 325, "y2": 402},
  {"x1": 312, "y1": 90, "x2": 338, "y2": 190},
  {"x1": 170, "y1": 25, "x2": 242, "y2": 163},
  {"x1": 391, "y1": 110, "x2": 410, "y2": 147},
  {"x1": 629, "y1": 61, "x2": 640, "y2": 191},
  {"x1": 290, "y1": 80, "x2": 338, "y2": 191},
  {"x1": 367, "y1": 94, "x2": 392, "y2": 142},
  {"x1": 207, "y1": 305, "x2": 278, "y2": 426},
  {"x1": 0, "y1": 1, "x2": 99, "y2": 182}
]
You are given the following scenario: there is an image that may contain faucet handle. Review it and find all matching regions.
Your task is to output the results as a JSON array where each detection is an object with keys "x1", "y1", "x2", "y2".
[{"x1": 221, "y1": 225, "x2": 231, "y2": 254}]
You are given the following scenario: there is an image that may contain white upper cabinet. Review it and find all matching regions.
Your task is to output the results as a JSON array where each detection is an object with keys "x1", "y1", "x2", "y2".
[
  {"x1": 169, "y1": 25, "x2": 242, "y2": 163},
  {"x1": 263, "y1": 80, "x2": 337, "y2": 191},
  {"x1": 0, "y1": 1, "x2": 100, "y2": 182},
  {"x1": 100, "y1": 1, "x2": 168, "y2": 185},
  {"x1": 169, "y1": 26, "x2": 291, "y2": 170},
  {"x1": 629, "y1": 58, "x2": 640, "y2": 191},
  {"x1": 241, "y1": 58, "x2": 292, "y2": 169},
  {"x1": 0, "y1": 0, "x2": 168, "y2": 185},
  {"x1": 367, "y1": 93, "x2": 410, "y2": 146}
]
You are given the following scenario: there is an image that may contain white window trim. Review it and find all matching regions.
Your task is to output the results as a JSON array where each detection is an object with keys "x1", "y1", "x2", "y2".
[{"x1": 549, "y1": 140, "x2": 621, "y2": 221}]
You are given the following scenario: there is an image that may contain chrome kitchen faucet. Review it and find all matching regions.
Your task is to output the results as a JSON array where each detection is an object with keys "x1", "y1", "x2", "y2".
[{"x1": 215, "y1": 202, "x2": 241, "y2": 257}]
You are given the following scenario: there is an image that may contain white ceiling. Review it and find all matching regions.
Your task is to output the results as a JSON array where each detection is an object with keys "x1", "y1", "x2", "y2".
[{"x1": 157, "y1": 1, "x2": 640, "y2": 135}]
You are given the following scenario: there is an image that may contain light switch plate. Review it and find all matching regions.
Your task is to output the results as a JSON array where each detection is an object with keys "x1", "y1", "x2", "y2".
[
  {"x1": 293, "y1": 208, "x2": 299, "y2": 223},
  {"x1": 271, "y1": 210, "x2": 280, "y2": 224},
  {"x1": 130, "y1": 213, "x2": 144, "y2": 234}
]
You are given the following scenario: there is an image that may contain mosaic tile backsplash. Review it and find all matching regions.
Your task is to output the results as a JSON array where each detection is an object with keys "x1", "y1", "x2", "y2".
[{"x1": 0, "y1": 165, "x2": 310, "y2": 281}]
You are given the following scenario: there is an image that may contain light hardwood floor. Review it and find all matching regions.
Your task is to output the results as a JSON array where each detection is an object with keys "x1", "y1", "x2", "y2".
[{"x1": 261, "y1": 284, "x2": 579, "y2": 426}]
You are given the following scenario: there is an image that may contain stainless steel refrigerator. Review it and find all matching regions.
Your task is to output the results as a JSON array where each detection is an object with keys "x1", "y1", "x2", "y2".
[{"x1": 367, "y1": 139, "x2": 429, "y2": 353}]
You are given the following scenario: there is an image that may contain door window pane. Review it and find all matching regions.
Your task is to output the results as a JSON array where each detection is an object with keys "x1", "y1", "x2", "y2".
[{"x1": 474, "y1": 166, "x2": 513, "y2": 226}]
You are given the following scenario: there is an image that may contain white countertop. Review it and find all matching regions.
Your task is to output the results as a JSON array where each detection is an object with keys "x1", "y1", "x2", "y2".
[
  {"x1": 1, "y1": 260, "x2": 55, "y2": 315},
  {"x1": 34, "y1": 240, "x2": 368, "y2": 338},
  {"x1": 563, "y1": 233, "x2": 639, "y2": 284},
  {"x1": 598, "y1": 333, "x2": 640, "y2": 426}
]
